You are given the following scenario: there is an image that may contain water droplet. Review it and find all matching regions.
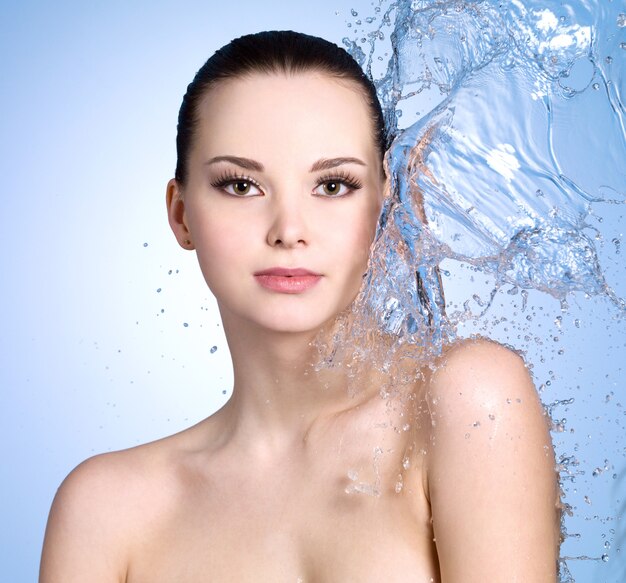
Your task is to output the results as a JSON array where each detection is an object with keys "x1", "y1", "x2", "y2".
[
  {"x1": 402, "y1": 456, "x2": 411, "y2": 470},
  {"x1": 618, "y1": 13, "x2": 626, "y2": 28},
  {"x1": 395, "y1": 474, "x2": 404, "y2": 493},
  {"x1": 601, "y1": 553, "x2": 609, "y2": 562},
  {"x1": 592, "y1": 82, "x2": 600, "y2": 90},
  {"x1": 605, "y1": 56, "x2": 613, "y2": 65},
  {"x1": 210, "y1": 345, "x2": 217, "y2": 354},
  {"x1": 183, "y1": 322, "x2": 189, "y2": 328},
  {"x1": 612, "y1": 238, "x2": 621, "y2": 254},
  {"x1": 143, "y1": 242, "x2": 148, "y2": 247},
  {"x1": 351, "y1": 8, "x2": 358, "y2": 16},
  {"x1": 584, "y1": 495, "x2": 592, "y2": 505},
  {"x1": 156, "y1": 287, "x2": 162, "y2": 293}
]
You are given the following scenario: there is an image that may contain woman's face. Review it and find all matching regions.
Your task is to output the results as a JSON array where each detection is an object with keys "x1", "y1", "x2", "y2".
[{"x1": 167, "y1": 72, "x2": 385, "y2": 335}]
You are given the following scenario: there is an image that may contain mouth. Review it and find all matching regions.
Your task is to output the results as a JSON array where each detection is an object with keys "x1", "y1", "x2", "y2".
[
  {"x1": 253, "y1": 267, "x2": 322, "y2": 294},
  {"x1": 254, "y1": 267, "x2": 321, "y2": 277}
]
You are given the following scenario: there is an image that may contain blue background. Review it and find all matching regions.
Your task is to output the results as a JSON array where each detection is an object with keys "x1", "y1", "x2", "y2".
[{"x1": 0, "y1": 1, "x2": 624, "y2": 581}]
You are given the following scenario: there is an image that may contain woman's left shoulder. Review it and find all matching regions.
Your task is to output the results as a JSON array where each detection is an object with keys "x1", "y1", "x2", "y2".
[
  {"x1": 420, "y1": 335, "x2": 555, "y2": 479},
  {"x1": 435, "y1": 334, "x2": 529, "y2": 373},
  {"x1": 421, "y1": 337, "x2": 561, "y2": 579},
  {"x1": 425, "y1": 336, "x2": 544, "y2": 417}
]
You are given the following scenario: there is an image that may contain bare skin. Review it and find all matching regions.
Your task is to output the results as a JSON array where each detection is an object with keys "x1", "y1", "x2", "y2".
[{"x1": 40, "y1": 72, "x2": 560, "y2": 582}]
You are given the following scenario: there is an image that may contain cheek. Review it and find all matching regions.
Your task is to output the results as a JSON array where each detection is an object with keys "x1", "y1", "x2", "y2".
[
  {"x1": 357, "y1": 196, "x2": 383, "y2": 245},
  {"x1": 188, "y1": 211, "x2": 251, "y2": 281},
  {"x1": 331, "y1": 209, "x2": 378, "y2": 269}
]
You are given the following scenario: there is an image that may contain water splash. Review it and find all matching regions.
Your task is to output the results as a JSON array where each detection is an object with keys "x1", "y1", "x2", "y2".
[
  {"x1": 346, "y1": 0, "x2": 624, "y2": 331},
  {"x1": 318, "y1": 1, "x2": 625, "y2": 581},
  {"x1": 345, "y1": 446, "x2": 384, "y2": 497}
]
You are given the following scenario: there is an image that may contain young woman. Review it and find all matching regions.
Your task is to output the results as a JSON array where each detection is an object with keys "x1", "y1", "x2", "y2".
[{"x1": 40, "y1": 31, "x2": 560, "y2": 582}]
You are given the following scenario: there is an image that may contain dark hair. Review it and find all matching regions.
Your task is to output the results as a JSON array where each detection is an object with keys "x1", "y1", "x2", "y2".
[{"x1": 175, "y1": 30, "x2": 387, "y2": 185}]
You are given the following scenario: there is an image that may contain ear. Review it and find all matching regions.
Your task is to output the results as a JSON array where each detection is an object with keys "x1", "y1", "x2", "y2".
[
  {"x1": 166, "y1": 178, "x2": 195, "y2": 250},
  {"x1": 381, "y1": 156, "x2": 392, "y2": 201},
  {"x1": 381, "y1": 171, "x2": 391, "y2": 204}
]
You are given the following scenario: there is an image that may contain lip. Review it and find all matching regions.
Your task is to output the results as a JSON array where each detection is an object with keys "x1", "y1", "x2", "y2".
[
  {"x1": 254, "y1": 267, "x2": 322, "y2": 294},
  {"x1": 254, "y1": 267, "x2": 321, "y2": 277}
]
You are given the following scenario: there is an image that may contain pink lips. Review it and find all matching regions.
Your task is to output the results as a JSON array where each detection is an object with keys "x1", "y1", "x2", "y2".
[{"x1": 254, "y1": 267, "x2": 322, "y2": 294}]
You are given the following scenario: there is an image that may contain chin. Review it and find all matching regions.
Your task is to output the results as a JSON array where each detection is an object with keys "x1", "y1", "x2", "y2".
[
  {"x1": 241, "y1": 301, "x2": 349, "y2": 336},
  {"x1": 255, "y1": 312, "x2": 336, "y2": 336},
  {"x1": 218, "y1": 286, "x2": 361, "y2": 337}
]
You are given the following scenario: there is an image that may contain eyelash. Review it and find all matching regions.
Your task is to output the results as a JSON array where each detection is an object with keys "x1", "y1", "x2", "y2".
[
  {"x1": 210, "y1": 172, "x2": 262, "y2": 195},
  {"x1": 316, "y1": 171, "x2": 363, "y2": 195},
  {"x1": 209, "y1": 170, "x2": 363, "y2": 197}
]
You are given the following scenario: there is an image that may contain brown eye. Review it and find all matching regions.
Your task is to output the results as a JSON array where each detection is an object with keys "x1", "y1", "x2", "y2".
[
  {"x1": 315, "y1": 180, "x2": 351, "y2": 197},
  {"x1": 212, "y1": 178, "x2": 262, "y2": 197},
  {"x1": 313, "y1": 173, "x2": 362, "y2": 197},
  {"x1": 232, "y1": 181, "x2": 251, "y2": 195},
  {"x1": 322, "y1": 181, "x2": 341, "y2": 195}
]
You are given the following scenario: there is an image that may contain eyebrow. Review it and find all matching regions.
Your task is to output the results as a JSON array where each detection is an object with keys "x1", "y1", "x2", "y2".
[
  {"x1": 205, "y1": 155, "x2": 367, "y2": 172},
  {"x1": 206, "y1": 155, "x2": 263, "y2": 171},
  {"x1": 309, "y1": 157, "x2": 367, "y2": 172}
]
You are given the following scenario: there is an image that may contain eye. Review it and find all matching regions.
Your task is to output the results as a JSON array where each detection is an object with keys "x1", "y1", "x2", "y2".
[
  {"x1": 314, "y1": 172, "x2": 363, "y2": 197},
  {"x1": 210, "y1": 173, "x2": 263, "y2": 197},
  {"x1": 317, "y1": 180, "x2": 349, "y2": 196},
  {"x1": 224, "y1": 180, "x2": 262, "y2": 196}
]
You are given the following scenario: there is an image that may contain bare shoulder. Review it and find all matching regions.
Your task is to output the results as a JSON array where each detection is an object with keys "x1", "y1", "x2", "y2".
[
  {"x1": 40, "y1": 429, "x2": 196, "y2": 582},
  {"x1": 422, "y1": 337, "x2": 561, "y2": 580},
  {"x1": 425, "y1": 336, "x2": 545, "y2": 423},
  {"x1": 423, "y1": 335, "x2": 553, "y2": 476}
]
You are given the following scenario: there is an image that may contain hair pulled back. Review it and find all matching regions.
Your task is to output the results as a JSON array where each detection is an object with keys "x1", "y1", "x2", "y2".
[{"x1": 175, "y1": 30, "x2": 387, "y2": 185}]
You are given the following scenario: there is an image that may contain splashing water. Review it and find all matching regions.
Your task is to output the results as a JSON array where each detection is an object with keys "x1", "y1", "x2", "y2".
[
  {"x1": 317, "y1": 1, "x2": 625, "y2": 581},
  {"x1": 344, "y1": 0, "x2": 625, "y2": 340}
]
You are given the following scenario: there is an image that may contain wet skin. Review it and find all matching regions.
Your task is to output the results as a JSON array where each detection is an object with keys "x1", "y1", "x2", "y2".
[
  {"x1": 64, "y1": 368, "x2": 441, "y2": 582},
  {"x1": 40, "y1": 72, "x2": 560, "y2": 582}
]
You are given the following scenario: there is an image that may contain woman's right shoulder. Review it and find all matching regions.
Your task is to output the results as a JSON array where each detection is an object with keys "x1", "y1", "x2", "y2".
[
  {"x1": 40, "y1": 439, "x2": 183, "y2": 582},
  {"x1": 52, "y1": 443, "x2": 165, "y2": 517}
]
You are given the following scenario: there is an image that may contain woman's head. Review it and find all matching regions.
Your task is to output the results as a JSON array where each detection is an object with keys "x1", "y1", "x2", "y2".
[
  {"x1": 174, "y1": 30, "x2": 387, "y2": 186},
  {"x1": 166, "y1": 31, "x2": 388, "y2": 337}
]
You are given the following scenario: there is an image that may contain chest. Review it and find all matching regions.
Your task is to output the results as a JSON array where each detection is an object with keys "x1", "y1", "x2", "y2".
[
  {"x1": 129, "y1": 480, "x2": 436, "y2": 583},
  {"x1": 128, "y1": 399, "x2": 437, "y2": 582}
]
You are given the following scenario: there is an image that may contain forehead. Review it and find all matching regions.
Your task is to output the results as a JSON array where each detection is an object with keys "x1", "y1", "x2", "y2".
[{"x1": 194, "y1": 72, "x2": 377, "y2": 165}]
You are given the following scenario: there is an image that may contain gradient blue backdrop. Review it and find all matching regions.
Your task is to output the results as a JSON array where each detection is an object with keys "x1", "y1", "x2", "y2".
[{"x1": 1, "y1": 1, "x2": 624, "y2": 581}]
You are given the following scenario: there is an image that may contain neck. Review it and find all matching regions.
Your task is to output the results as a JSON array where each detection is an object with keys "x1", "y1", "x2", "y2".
[{"x1": 214, "y1": 310, "x2": 371, "y2": 455}]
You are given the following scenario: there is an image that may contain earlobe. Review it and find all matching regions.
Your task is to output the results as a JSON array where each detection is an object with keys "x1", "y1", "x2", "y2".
[
  {"x1": 381, "y1": 175, "x2": 391, "y2": 203},
  {"x1": 165, "y1": 178, "x2": 195, "y2": 250}
]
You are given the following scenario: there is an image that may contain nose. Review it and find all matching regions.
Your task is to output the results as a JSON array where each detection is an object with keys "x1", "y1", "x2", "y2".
[{"x1": 266, "y1": 195, "x2": 309, "y2": 249}]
